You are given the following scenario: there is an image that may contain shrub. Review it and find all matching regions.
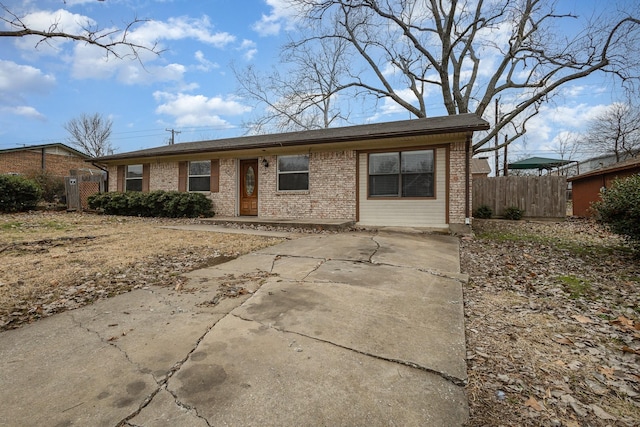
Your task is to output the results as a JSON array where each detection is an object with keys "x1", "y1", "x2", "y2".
[
  {"x1": 0, "y1": 174, "x2": 43, "y2": 212},
  {"x1": 503, "y1": 206, "x2": 524, "y2": 220},
  {"x1": 88, "y1": 190, "x2": 213, "y2": 218},
  {"x1": 25, "y1": 170, "x2": 65, "y2": 203},
  {"x1": 591, "y1": 174, "x2": 640, "y2": 248},
  {"x1": 473, "y1": 205, "x2": 493, "y2": 219}
]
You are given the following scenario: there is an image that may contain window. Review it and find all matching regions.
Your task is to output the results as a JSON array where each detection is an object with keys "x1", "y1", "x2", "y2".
[
  {"x1": 369, "y1": 150, "x2": 434, "y2": 197},
  {"x1": 188, "y1": 161, "x2": 211, "y2": 191},
  {"x1": 278, "y1": 155, "x2": 309, "y2": 191},
  {"x1": 125, "y1": 164, "x2": 143, "y2": 192}
]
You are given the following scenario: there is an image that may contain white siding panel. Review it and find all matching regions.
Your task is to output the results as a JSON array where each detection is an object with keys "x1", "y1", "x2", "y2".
[{"x1": 358, "y1": 148, "x2": 447, "y2": 227}]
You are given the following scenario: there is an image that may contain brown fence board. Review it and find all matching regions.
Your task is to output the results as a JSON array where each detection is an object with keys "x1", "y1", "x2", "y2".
[{"x1": 472, "y1": 176, "x2": 567, "y2": 218}]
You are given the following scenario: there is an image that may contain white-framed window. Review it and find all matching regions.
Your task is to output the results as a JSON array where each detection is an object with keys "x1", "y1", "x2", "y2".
[
  {"x1": 368, "y1": 150, "x2": 434, "y2": 198},
  {"x1": 277, "y1": 155, "x2": 309, "y2": 191},
  {"x1": 125, "y1": 164, "x2": 143, "y2": 192},
  {"x1": 188, "y1": 161, "x2": 211, "y2": 191}
]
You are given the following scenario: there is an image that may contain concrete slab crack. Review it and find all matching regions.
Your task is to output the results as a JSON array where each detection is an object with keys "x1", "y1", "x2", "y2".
[
  {"x1": 369, "y1": 233, "x2": 381, "y2": 263},
  {"x1": 69, "y1": 313, "x2": 148, "y2": 379},
  {"x1": 115, "y1": 316, "x2": 223, "y2": 427},
  {"x1": 165, "y1": 386, "x2": 213, "y2": 427},
  {"x1": 230, "y1": 312, "x2": 466, "y2": 388}
]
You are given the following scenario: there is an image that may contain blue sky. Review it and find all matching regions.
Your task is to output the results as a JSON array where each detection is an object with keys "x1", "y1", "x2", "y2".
[{"x1": 0, "y1": 0, "x2": 632, "y2": 163}]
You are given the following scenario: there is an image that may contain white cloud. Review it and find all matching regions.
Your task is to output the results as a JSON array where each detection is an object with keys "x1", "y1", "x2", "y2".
[
  {"x1": 153, "y1": 91, "x2": 251, "y2": 127},
  {"x1": 131, "y1": 16, "x2": 236, "y2": 48},
  {"x1": 0, "y1": 106, "x2": 46, "y2": 121},
  {"x1": 252, "y1": 0, "x2": 298, "y2": 36},
  {"x1": 0, "y1": 60, "x2": 56, "y2": 94},
  {"x1": 9, "y1": 9, "x2": 96, "y2": 53},
  {"x1": 240, "y1": 40, "x2": 258, "y2": 60},
  {"x1": 194, "y1": 50, "x2": 219, "y2": 72}
]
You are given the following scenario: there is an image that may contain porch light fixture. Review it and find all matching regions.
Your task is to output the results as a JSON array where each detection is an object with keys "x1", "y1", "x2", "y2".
[{"x1": 262, "y1": 158, "x2": 269, "y2": 168}]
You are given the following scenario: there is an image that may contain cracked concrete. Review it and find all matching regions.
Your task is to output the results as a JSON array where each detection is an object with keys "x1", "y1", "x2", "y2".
[{"x1": 0, "y1": 230, "x2": 469, "y2": 426}]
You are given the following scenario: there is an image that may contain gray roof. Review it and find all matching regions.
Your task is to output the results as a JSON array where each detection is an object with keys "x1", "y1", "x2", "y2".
[
  {"x1": 0, "y1": 143, "x2": 91, "y2": 159},
  {"x1": 471, "y1": 157, "x2": 492, "y2": 175},
  {"x1": 94, "y1": 114, "x2": 489, "y2": 162}
]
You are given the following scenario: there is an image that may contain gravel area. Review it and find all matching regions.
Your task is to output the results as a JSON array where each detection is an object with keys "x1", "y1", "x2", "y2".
[{"x1": 462, "y1": 218, "x2": 640, "y2": 427}]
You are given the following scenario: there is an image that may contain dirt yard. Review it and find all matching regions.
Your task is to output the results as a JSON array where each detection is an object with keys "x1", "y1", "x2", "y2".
[
  {"x1": 1, "y1": 211, "x2": 638, "y2": 426},
  {"x1": 0, "y1": 211, "x2": 284, "y2": 330}
]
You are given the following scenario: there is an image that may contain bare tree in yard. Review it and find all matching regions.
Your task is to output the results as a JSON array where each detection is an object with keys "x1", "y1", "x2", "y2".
[
  {"x1": 0, "y1": 2, "x2": 161, "y2": 60},
  {"x1": 64, "y1": 113, "x2": 114, "y2": 158},
  {"x1": 272, "y1": 0, "x2": 640, "y2": 154},
  {"x1": 235, "y1": 33, "x2": 356, "y2": 134},
  {"x1": 585, "y1": 102, "x2": 640, "y2": 162}
]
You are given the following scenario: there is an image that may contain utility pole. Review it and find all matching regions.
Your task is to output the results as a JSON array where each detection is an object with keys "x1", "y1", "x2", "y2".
[
  {"x1": 165, "y1": 128, "x2": 181, "y2": 145},
  {"x1": 503, "y1": 134, "x2": 509, "y2": 177}
]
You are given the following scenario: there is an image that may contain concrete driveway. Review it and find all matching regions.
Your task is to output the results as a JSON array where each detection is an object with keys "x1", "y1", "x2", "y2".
[{"x1": 0, "y1": 230, "x2": 469, "y2": 427}]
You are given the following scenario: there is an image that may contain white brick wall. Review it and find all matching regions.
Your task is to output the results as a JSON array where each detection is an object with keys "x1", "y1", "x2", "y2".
[
  {"x1": 150, "y1": 161, "x2": 179, "y2": 191},
  {"x1": 210, "y1": 158, "x2": 237, "y2": 216},
  {"x1": 449, "y1": 141, "x2": 470, "y2": 224},
  {"x1": 259, "y1": 151, "x2": 357, "y2": 219}
]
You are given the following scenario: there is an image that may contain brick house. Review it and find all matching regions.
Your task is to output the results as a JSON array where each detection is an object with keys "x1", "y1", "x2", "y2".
[
  {"x1": 0, "y1": 143, "x2": 92, "y2": 178},
  {"x1": 93, "y1": 114, "x2": 489, "y2": 228}
]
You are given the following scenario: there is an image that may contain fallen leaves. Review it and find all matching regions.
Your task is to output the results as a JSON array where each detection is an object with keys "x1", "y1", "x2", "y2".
[
  {"x1": 462, "y1": 218, "x2": 640, "y2": 426},
  {"x1": 0, "y1": 212, "x2": 285, "y2": 331}
]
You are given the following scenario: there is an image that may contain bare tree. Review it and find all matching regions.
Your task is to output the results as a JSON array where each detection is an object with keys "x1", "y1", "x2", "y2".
[
  {"x1": 0, "y1": 2, "x2": 161, "y2": 61},
  {"x1": 284, "y1": 0, "x2": 640, "y2": 154},
  {"x1": 585, "y1": 102, "x2": 640, "y2": 162},
  {"x1": 234, "y1": 30, "x2": 359, "y2": 134},
  {"x1": 64, "y1": 113, "x2": 114, "y2": 157}
]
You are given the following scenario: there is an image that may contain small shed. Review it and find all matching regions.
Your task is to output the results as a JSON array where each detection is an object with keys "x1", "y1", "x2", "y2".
[
  {"x1": 567, "y1": 157, "x2": 640, "y2": 217},
  {"x1": 471, "y1": 157, "x2": 492, "y2": 179}
]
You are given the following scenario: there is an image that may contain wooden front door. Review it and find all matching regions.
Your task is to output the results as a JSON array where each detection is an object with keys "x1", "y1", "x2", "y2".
[{"x1": 240, "y1": 159, "x2": 258, "y2": 216}]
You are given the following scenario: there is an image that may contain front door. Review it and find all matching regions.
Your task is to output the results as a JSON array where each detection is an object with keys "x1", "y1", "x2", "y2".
[{"x1": 240, "y1": 159, "x2": 258, "y2": 216}]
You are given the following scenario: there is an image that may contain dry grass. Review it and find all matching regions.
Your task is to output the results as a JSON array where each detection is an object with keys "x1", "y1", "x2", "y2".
[{"x1": 0, "y1": 211, "x2": 284, "y2": 330}]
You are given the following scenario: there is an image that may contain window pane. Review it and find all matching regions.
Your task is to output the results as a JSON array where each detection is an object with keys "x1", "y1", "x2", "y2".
[
  {"x1": 279, "y1": 173, "x2": 309, "y2": 191},
  {"x1": 126, "y1": 164, "x2": 143, "y2": 178},
  {"x1": 189, "y1": 176, "x2": 210, "y2": 192},
  {"x1": 189, "y1": 161, "x2": 210, "y2": 176},
  {"x1": 369, "y1": 175, "x2": 399, "y2": 196},
  {"x1": 126, "y1": 179, "x2": 142, "y2": 192},
  {"x1": 402, "y1": 173, "x2": 434, "y2": 197},
  {"x1": 369, "y1": 153, "x2": 399, "y2": 174},
  {"x1": 402, "y1": 150, "x2": 433, "y2": 173},
  {"x1": 278, "y1": 155, "x2": 309, "y2": 172}
]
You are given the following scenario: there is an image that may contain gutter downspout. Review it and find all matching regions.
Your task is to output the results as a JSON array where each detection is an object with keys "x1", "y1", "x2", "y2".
[
  {"x1": 91, "y1": 161, "x2": 109, "y2": 192},
  {"x1": 465, "y1": 133, "x2": 471, "y2": 225}
]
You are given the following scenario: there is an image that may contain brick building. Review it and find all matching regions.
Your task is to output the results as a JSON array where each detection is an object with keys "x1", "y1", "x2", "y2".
[
  {"x1": 0, "y1": 143, "x2": 93, "y2": 177},
  {"x1": 93, "y1": 114, "x2": 489, "y2": 229}
]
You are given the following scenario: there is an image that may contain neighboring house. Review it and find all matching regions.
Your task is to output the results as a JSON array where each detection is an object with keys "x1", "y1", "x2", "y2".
[
  {"x1": 558, "y1": 150, "x2": 639, "y2": 177},
  {"x1": 93, "y1": 114, "x2": 490, "y2": 228},
  {"x1": 0, "y1": 143, "x2": 92, "y2": 177},
  {"x1": 471, "y1": 157, "x2": 492, "y2": 179},
  {"x1": 567, "y1": 157, "x2": 640, "y2": 217}
]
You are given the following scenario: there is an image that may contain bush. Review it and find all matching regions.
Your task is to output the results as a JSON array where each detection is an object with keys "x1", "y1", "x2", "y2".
[
  {"x1": 591, "y1": 174, "x2": 640, "y2": 248},
  {"x1": 473, "y1": 205, "x2": 493, "y2": 219},
  {"x1": 88, "y1": 190, "x2": 213, "y2": 218},
  {"x1": 25, "y1": 170, "x2": 65, "y2": 203},
  {"x1": 0, "y1": 174, "x2": 43, "y2": 212},
  {"x1": 503, "y1": 206, "x2": 524, "y2": 220}
]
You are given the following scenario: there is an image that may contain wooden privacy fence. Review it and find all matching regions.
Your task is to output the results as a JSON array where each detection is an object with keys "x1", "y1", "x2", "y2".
[
  {"x1": 473, "y1": 176, "x2": 567, "y2": 218},
  {"x1": 65, "y1": 174, "x2": 106, "y2": 211}
]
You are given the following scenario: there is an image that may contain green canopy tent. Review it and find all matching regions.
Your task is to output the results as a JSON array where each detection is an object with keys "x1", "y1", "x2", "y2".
[{"x1": 507, "y1": 157, "x2": 574, "y2": 175}]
